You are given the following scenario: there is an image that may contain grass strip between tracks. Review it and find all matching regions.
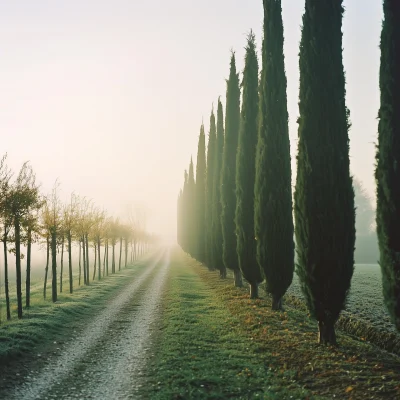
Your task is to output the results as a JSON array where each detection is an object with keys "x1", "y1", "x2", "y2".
[
  {"x1": 144, "y1": 250, "x2": 400, "y2": 400},
  {"x1": 0, "y1": 252, "x2": 157, "y2": 365}
]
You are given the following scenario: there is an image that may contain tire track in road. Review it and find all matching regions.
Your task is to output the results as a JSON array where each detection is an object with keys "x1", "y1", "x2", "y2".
[{"x1": 12, "y1": 249, "x2": 168, "y2": 400}]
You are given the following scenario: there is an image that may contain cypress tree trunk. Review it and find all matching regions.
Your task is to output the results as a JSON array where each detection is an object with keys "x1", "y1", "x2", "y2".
[
  {"x1": 212, "y1": 99, "x2": 226, "y2": 279},
  {"x1": 98, "y1": 238, "x2": 101, "y2": 280},
  {"x1": 294, "y1": 0, "x2": 355, "y2": 345},
  {"x1": 119, "y1": 237, "x2": 122, "y2": 271},
  {"x1": 375, "y1": 0, "x2": 400, "y2": 331},
  {"x1": 26, "y1": 227, "x2": 32, "y2": 308},
  {"x1": 205, "y1": 110, "x2": 217, "y2": 270},
  {"x1": 85, "y1": 234, "x2": 89, "y2": 285},
  {"x1": 3, "y1": 234, "x2": 11, "y2": 320},
  {"x1": 195, "y1": 124, "x2": 207, "y2": 263},
  {"x1": 235, "y1": 32, "x2": 262, "y2": 298},
  {"x1": 106, "y1": 241, "x2": 109, "y2": 276},
  {"x1": 103, "y1": 242, "x2": 106, "y2": 276},
  {"x1": 68, "y1": 232, "x2": 73, "y2": 294},
  {"x1": 221, "y1": 53, "x2": 241, "y2": 285},
  {"x1": 44, "y1": 235, "x2": 50, "y2": 299},
  {"x1": 51, "y1": 230, "x2": 57, "y2": 303},
  {"x1": 60, "y1": 234, "x2": 64, "y2": 293}
]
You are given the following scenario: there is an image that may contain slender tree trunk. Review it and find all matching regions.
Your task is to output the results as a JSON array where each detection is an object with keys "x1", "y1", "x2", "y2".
[
  {"x1": 134, "y1": 241, "x2": 137, "y2": 261},
  {"x1": 124, "y1": 238, "x2": 128, "y2": 267},
  {"x1": 220, "y1": 267, "x2": 227, "y2": 279},
  {"x1": 98, "y1": 238, "x2": 101, "y2": 280},
  {"x1": 3, "y1": 235, "x2": 11, "y2": 320},
  {"x1": 68, "y1": 232, "x2": 73, "y2": 294},
  {"x1": 82, "y1": 237, "x2": 87, "y2": 285},
  {"x1": 112, "y1": 244, "x2": 116, "y2": 274},
  {"x1": 85, "y1": 234, "x2": 89, "y2": 285},
  {"x1": 51, "y1": 230, "x2": 57, "y2": 303},
  {"x1": 103, "y1": 242, "x2": 106, "y2": 277},
  {"x1": 233, "y1": 269, "x2": 243, "y2": 287},
  {"x1": 79, "y1": 240, "x2": 82, "y2": 286},
  {"x1": 44, "y1": 235, "x2": 50, "y2": 299},
  {"x1": 92, "y1": 243, "x2": 97, "y2": 280},
  {"x1": 272, "y1": 294, "x2": 283, "y2": 311},
  {"x1": 26, "y1": 227, "x2": 32, "y2": 308},
  {"x1": 249, "y1": 282, "x2": 259, "y2": 299},
  {"x1": 119, "y1": 238, "x2": 122, "y2": 271},
  {"x1": 60, "y1": 235, "x2": 64, "y2": 293},
  {"x1": 318, "y1": 320, "x2": 337, "y2": 346},
  {"x1": 106, "y1": 241, "x2": 109, "y2": 276},
  {"x1": 14, "y1": 219, "x2": 23, "y2": 318}
]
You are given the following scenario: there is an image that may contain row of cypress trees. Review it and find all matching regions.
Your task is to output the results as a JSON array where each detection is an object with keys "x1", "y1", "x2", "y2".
[{"x1": 178, "y1": 0, "x2": 400, "y2": 345}]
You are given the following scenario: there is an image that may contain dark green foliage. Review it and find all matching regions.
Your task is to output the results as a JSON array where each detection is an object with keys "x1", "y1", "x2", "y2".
[
  {"x1": 187, "y1": 158, "x2": 196, "y2": 258},
  {"x1": 195, "y1": 124, "x2": 207, "y2": 263},
  {"x1": 205, "y1": 110, "x2": 217, "y2": 269},
  {"x1": 212, "y1": 99, "x2": 226, "y2": 278},
  {"x1": 294, "y1": 0, "x2": 355, "y2": 344},
  {"x1": 236, "y1": 32, "x2": 262, "y2": 298},
  {"x1": 376, "y1": 0, "x2": 400, "y2": 331},
  {"x1": 221, "y1": 53, "x2": 242, "y2": 286},
  {"x1": 254, "y1": 0, "x2": 294, "y2": 309}
]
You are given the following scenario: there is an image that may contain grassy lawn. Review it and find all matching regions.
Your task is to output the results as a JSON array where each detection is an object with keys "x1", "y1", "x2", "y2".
[
  {"x1": 144, "y1": 249, "x2": 400, "y2": 400},
  {"x1": 0, "y1": 255, "x2": 151, "y2": 364}
]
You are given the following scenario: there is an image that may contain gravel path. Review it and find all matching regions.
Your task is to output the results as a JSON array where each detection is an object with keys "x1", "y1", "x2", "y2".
[{"x1": 10, "y1": 248, "x2": 170, "y2": 400}]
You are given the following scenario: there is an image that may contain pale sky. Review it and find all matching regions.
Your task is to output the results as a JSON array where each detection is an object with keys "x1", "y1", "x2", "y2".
[{"x1": 1, "y1": 0, "x2": 383, "y2": 241}]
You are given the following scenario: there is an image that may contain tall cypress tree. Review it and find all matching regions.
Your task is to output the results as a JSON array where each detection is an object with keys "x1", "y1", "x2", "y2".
[
  {"x1": 205, "y1": 109, "x2": 217, "y2": 270},
  {"x1": 188, "y1": 158, "x2": 196, "y2": 257},
  {"x1": 221, "y1": 53, "x2": 242, "y2": 287},
  {"x1": 182, "y1": 170, "x2": 189, "y2": 253},
  {"x1": 294, "y1": 0, "x2": 355, "y2": 345},
  {"x1": 254, "y1": 0, "x2": 294, "y2": 310},
  {"x1": 236, "y1": 32, "x2": 262, "y2": 299},
  {"x1": 212, "y1": 99, "x2": 226, "y2": 278},
  {"x1": 376, "y1": 1, "x2": 400, "y2": 331},
  {"x1": 195, "y1": 124, "x2": 207, "y2": 263}
]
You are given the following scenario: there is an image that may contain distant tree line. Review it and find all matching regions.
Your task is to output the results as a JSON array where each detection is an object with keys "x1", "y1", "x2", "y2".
[
  {"x1": 0, "y1": 156, "x2": 155, "y2": 322},
  {"x1": 178, "y1": 0, "x2": 400, "y2": 343}
]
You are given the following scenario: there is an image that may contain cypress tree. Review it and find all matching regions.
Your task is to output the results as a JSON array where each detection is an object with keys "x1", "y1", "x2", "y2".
[
  {"x1": 236, "y1": 32, "x2": 262, "y2": 299},
  {"x1": 212, "y1": 99, "x2": 226, "y2": 278},
  {"x1": 254, "y1": 0, "x2": 294, "y2": 310},
  {"x1": 205, "y1": 109, "x2": 217, "y2": 269},
  {"x1": 221, "y1": 53, "x2": 242, "y2": 287},
  {"x1": 181, "y1": 170, "x2": 189, "y2": 253},
  {"x1": 195, "y1": 124, "x2": 207, "y2": 263},
  {"x1": 375, "y1": 1, "x2": 400, "y2": 331},
  {"x1": 188, "y1": 158, "x2": 196, "y2": 257},
  {"x1": 294, "y1": 0, "x2": 355, "y2": 345}
]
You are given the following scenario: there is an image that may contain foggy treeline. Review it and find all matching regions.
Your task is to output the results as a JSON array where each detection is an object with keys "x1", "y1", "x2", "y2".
[
  {"x1": 0, "y1": 155, "x2": 155, "y2": 322},
  {"x1": 178, "y1": 0, "x2": 399, "y2": 343}
]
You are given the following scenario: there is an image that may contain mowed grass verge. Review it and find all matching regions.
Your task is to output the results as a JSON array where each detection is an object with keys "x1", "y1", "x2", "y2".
[
  {"x1": 0, "y1": 252, "x2": 155, "y2": 365},
  {"x1": 144, "y1": 249, "x2": 400, "y2": 400},
  {"x1": 143, "y1": 249, "x2": 312, "y2": 399}
]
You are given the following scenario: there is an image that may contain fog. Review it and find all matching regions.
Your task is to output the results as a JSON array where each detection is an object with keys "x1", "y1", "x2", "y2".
[{"x1": 1, "y1": 0, "x2": 382, "y2": 244}]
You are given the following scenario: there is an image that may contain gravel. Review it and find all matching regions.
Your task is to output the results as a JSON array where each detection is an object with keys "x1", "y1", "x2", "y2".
[{"x1": 10, "y1": 248, "x2": 170, "y2": 400}]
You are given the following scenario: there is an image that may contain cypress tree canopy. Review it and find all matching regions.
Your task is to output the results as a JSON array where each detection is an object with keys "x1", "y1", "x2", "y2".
[
  {"x1": 376, "y1": 0, "x2": 400, "y2": 331},
  {"x1": 206, "y1": 109, "x2": 217, "y2": 269},
  {"x1": 212, "y1": 99, "x2": 226, "y2": 278},
  {"x1": 254, "y1": 0, "x2": 294, "y2": 310},
  {"x1": 294, "y1": 0, "x2": 355, "y2": 345},
  {"x1": 221, "y1": 53, "x2": 242, "y2": 286},
  {"x1": 195, "y1": 124, "x2": 207, "y2": 263},
  {"x1": 236, "y1": 32, "x2": 262, "y2": 298},
  {"x1": 187, "y1": 158, "x2": 196, "y2": 258}
]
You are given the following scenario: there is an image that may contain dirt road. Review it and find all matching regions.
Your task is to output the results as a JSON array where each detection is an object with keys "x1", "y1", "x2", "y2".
[{"x1": 7, "y1": 248, "x2": 170, "y2": 400}]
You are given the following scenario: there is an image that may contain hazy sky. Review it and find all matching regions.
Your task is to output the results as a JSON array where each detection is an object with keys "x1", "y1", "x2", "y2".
[{"x1": 1, "y1": 1, "x2": 383, "y2": 241}]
